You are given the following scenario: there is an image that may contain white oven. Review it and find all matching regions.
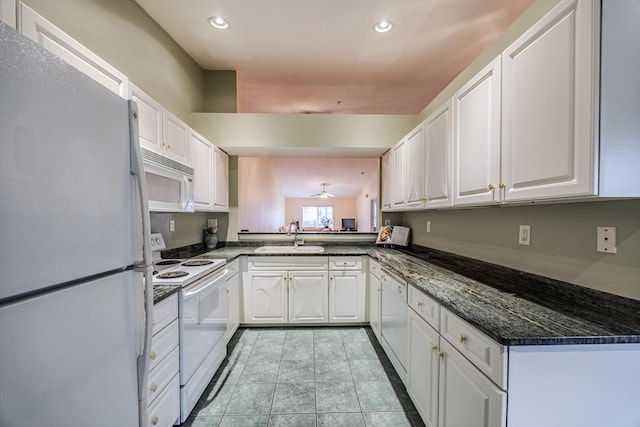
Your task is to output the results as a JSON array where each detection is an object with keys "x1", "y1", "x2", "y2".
[
  {"x1": 178, "y1": 266, "x2": 228, "y2": 421},
  {"x1": 142, "y1": 148, "x2": 195, "y2": 212}
]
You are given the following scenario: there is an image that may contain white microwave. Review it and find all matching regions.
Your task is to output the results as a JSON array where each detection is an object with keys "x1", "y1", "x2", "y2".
[{"x1": 142, "y1": 148, "x2": 194, "y2": 212}]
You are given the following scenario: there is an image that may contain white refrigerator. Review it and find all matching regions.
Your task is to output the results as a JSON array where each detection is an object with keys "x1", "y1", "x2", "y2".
[{"x1": 0, "y1": 23, "x2": 153, "y2": 427}]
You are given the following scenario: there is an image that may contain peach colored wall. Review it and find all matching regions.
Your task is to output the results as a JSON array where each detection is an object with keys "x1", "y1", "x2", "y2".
[
  {"x1": 238, "y1": 158, "x2": 286, "y2": 232},
  {"x1": 285, "y1": 198, "x2": 356, "y2": 231}
]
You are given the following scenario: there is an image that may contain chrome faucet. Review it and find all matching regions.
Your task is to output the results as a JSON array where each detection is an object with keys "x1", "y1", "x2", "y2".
[{"x1": 287, "y1": 219, "x2": 299, "y2": 247}]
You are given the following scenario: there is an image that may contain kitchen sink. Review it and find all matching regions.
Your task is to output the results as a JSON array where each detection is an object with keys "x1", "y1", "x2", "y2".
[{"x1": 254, "y1": 245, "x2": 325, "y2": 254}]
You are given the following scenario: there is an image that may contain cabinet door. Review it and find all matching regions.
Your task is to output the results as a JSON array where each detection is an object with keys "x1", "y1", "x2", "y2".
[
  {"x1": 213, "y1": 147, "x2": 229, "y2": 211},
  {"x1": 392, "y1": 140, "x2": 406, "y2": 209},
  {"x1": 19, "y1": 3, "x2": 129, "y2": 98},
  {"x1": 189, "y1": 130, "x2": 213, "y2": 211},
  {"x1": 407, "y1": 309, "x2": 439, "y2": 427},
  {"x1": 288, "y1": 271, "x2": 329, "y2": 323},
  {"x1": 424, "y1": 99, "x2": 453, "y2": 209},
  {"x1": 163, "y1": 110, "x2": 189, "y2": 165},
  {"x1": 453, "y1": 56, "x2": 502, "y2": 206},
  {"x1": 438, "y1": 339, "x2": 506, "y2": 427},
  {"x1": 381, "y1": 150, "x2": 393, "y2": 211},
  {"x1": 130, "y1": 83, "x2": 163, "y2": 153},
  {"x1": 225, "y1": 272, "x2": 240, "y2": 342},
  {"x1": 369, "y1": 271, "x2": 382, "y2": 341},
  {"x1": 501, "y1": 0, "x2": 595, "y2": 201},
  {"x1": 405, "y1": 123, "x2": 426, "y2": 209},
  {"x1": 329, "y1": 271, "x2": 365, "y2": 322},
  {"x1": 243, "y1": 271, "x2": 288, "y2": 323}
]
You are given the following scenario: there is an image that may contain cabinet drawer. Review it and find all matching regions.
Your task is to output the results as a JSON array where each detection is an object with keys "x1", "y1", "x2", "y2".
[
  {"x1": 150, "y1": 319, "x2": 178, "y2": 372},
  {"x1": 153, "y1": 293, "x2": 178, "y2": 336},
  {"x1": 329, "y1": 256, "x2": 362, "y2": 271},
  {"x1": 408, "y1": 285, "x2": 440, "y2": 331},
  {"x1": 248, "y1": 256, "x2": 328, "y2": 271},
  {"x1": 440, "y1": 308, "x2": 506, "y2": 389},
  {"x1": 148, "y1": 345, "x2": 179, "y2": 405},
  {"x1": 147, "y1": 374, "x2": 179, "y2": 427},
  {"x1": 369, "y1": 258, "x2": 381, "y2": 278}
]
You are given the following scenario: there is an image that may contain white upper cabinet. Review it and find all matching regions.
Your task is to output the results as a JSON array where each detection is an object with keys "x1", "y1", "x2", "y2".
[
  {"x1": 501, "y1": 0, "x2": 594, "y2": 201},
  {"x1": 404, "y1": 123, "x2": 426, "y2": 209},
  {"x1": 213, "y1": 147, "x2": 229, "y2": 212},
  {"x1": 189, "y1": 129, "x2": 214, "y2": 211},
  {"x1": 392, "y1": 140, "x2": 407, "y2": 209},
  {"x1": 453, "y1": 56, "x2": 502, "y2": 206},
  {"x1": 424, "y1": 98, "x2": 453, "y2": 209},
  {"x1": 18, "y1": 3, "x2": 129, "y2": 98},
  {"x1": 129, "y1": 83, "x2": 190, "y2": 165},
  {"x1": 1, "y1": 0, "x2": 16, "y2": 29},
  {"x1": 130, "y1": 84, "x2": 163, "y2": 152},
  {"x1": 381, "y1": 151, "x2": 393, "y2": 211},
  {"x1": 163, "y1": 110, "x2": 189, "y2": 165}
]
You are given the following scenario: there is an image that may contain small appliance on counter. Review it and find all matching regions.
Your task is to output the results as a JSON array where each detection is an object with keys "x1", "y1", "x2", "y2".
[{"x1": 376, "y1": 225, "x2": 410, "y2": 247}]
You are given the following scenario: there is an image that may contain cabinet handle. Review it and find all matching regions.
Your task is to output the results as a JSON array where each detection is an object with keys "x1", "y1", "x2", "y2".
[
  {"x1": 457, "y1": 334, "x2": 467, "y2": 343},
  {"x1": 150, "y1": 383, "x2": 158, "y2": 393},
  {"x1": 150, "y1": 352, "x2": 157, "y2": 360},
  {"x1": 152, "y1": 319, "x2": 156, "y2": 326},
  {"x1": 488, "y1": 184, "x2": 495, "y2": 190},
  {"x1": 438, "y1": 351, "x2": 445, "y2": 358},
  {"x1": 431, "y1": 345, "x2": 438, "y2": 352},
  {"x1": 499, "y1": 183, "x2": 506, "y2": 189},
  {"x1": 151, "y1": 415, "x2": 159, "y2": 425},
  {"x1": 416, "y1": 301, "x2": 424, "y2": 307},
  {"x1": 330, "y1": 276, "x2": 334, "y2": 280}
]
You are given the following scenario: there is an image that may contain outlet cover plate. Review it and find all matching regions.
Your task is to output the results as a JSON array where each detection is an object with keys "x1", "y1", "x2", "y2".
[
  {"x1": 597, "y1": 226, "x2": 617, "y2": 254},
  {"x1": 519, "y1": 225, "x2": 531, "y2": 246}
]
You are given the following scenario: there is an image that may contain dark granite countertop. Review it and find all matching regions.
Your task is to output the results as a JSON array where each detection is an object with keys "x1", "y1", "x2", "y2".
[
  {"x1": 153, "y1": 285, "x2": 179, "y2": 304},
  {"x1": 162, "y1": 243, "x2": 640, "y2": 346}
]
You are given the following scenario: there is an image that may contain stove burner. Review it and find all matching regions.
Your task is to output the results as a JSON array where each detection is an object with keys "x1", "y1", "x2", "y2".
[
  {"x1": 182, "y1": 260, "x2": 215, "y2": 267},
  {"x1": 156, "y1": 260, "x2": 181, "y2": 266},
  {"x1": 157, "y1": 271, "x2": 189, "y2": 279}
]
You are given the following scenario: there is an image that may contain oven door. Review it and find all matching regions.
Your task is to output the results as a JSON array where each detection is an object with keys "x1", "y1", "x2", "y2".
[{"x1": 179, "y1": 267, "x2": 228, "y2": 385}]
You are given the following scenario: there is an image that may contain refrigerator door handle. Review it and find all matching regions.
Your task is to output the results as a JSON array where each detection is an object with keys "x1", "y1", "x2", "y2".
[{"x1": 129, "y1": 100, "x2": 153, "y2": 426}]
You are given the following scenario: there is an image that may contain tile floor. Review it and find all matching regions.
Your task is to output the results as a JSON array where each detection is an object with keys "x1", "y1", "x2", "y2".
[{"x1": 182, "y1": 327, "x2": 426, "y2": 427}]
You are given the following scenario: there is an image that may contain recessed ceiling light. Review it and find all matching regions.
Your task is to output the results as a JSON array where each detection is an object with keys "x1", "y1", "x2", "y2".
[
  {"x1": 208, "y1": 16, "x2": 229, "y2": 30},
  {"x1": 374, "y1": 19, "x2": 393, "y2": 33}
]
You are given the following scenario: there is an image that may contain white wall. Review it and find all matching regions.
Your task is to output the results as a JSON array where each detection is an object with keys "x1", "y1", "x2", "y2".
[{"x1": 238, "y1": 158, "x2": 285, "y2": 232}]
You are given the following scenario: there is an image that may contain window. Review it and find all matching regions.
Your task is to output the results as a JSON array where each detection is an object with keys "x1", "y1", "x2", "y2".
[{"x1": 302, "y1": 206, "x2": 333, "y2": 229}]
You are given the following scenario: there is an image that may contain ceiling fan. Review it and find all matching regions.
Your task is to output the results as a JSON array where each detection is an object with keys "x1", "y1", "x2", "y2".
[{"x1": 311, "y1": 183, "x2": 334, "y2": 199}]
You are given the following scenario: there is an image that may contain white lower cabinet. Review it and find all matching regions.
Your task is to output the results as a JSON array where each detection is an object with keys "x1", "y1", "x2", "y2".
[
  {"x1": 407, "y1": 296, "x2": 507, "y2": 427},
  {"x1": 225, "y1": 260, "x2": 240, "y2": 342},
  {"x1": 369, "y1": 260, "x2": 382, "y2": 340},
  {"x1": 438, "y1": 339, "x2": 506, "y2": 427},
  {"x1": 148, "y1": 294, "x2": 180, "y2": 427},
  {"x1": 289, "y1": 271, "x2": 329, "y2": 323},
  {"x1": 242, "y1": 256, "x2": 367, "y2": 325},
  {"x1": 329, "y1": 256, "x2": 366, "y2": 323},
  {"x1": 243, "y1": 271, "x2": 289, "y2": 323},
  {"x1": 407, "y1": 308, "x2": 440, "y2": 427}
]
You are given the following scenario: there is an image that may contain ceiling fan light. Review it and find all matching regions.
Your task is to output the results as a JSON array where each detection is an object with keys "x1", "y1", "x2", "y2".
[
  {"x1": 374, "y1": 19, "x2": 393, "y2": 33},
  {"x1": 208, "y1": 16, "x2": 229, "y2": 29}
]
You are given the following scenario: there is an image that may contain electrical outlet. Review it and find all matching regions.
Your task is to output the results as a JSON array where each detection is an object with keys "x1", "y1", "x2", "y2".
[
  {"x1": 519, "y1": 225, "x2": 531, "y2": 246},
  {"x1": 208, "y1": 219, "x2": 218, "y2": 229},
  {"x1": 597, "y1": 226, "x2": 617, "y2": 254},
  {"x1": 170, "y1": 220, "x2": 175, "y2": 232},
  {"x1": 384, "y1": 220, "x2": 391, "y2": 226},
  {"x1": 426, "y1": 221, "x2": 431, "y2": 233}
]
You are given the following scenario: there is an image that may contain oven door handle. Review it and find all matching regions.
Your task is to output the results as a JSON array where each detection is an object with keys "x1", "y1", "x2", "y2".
[{"x1": 184, "y1": 268, "x2": 229, "y2": 298}]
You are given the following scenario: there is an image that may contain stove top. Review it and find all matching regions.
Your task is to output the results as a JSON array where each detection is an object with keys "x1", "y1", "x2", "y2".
[{"x1": 152, "y1": 258, "x2": 226, "y2": 286}]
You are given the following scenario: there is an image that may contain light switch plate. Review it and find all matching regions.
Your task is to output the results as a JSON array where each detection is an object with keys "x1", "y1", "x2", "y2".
[{"x1": 597, "y1": 226, "x2": 617, "y2": 254}]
